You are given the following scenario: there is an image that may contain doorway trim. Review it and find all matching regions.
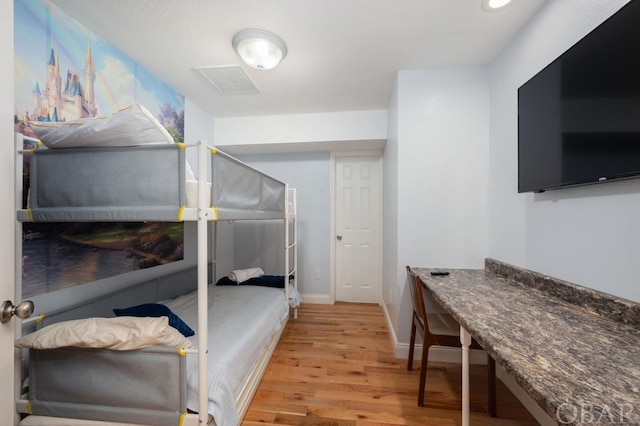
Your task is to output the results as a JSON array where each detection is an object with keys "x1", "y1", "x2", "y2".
[{"x1": 329, "y1": 150, "x2": 383, "y2": 305}]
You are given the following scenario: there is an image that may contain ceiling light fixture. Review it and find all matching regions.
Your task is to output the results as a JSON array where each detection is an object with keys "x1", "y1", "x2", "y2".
[
  {"x1": 481, "y1": 0, "x2": 514, "y2": 11},
  {"x1": 232, "y1": 29, "x2": 287, "y2": 70}
]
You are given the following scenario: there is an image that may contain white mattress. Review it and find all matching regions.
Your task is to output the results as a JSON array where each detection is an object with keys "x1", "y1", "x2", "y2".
[
  {"x1": 165, "y1": 284, "x2": 289, "y2": 426},
  {"x1": 185, "y1": 179, "x2": 211, "y2": 207}
]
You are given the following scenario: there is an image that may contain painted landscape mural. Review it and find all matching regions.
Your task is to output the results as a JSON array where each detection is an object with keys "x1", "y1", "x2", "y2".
[{"x1": 14, "y1": 0, "x2": 186, "y2": 297}]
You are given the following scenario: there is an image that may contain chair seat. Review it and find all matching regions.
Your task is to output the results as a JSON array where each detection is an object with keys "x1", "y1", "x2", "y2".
[{"x1": 426, "y1": 312, "x2": 460, "y2": 336}]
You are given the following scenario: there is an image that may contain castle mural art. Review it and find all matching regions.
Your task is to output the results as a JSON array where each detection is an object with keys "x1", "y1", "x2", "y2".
[
  {"x1": 14, "y1": 0, "x2": 186, "y2": 297},
  {"x1": 24, "y1": 36, "x2": 98, "y2": 123}
]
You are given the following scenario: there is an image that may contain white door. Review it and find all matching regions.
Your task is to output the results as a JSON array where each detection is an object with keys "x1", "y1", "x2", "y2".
[
  {"x1": 334, "y1": 155, "x2": 381, "y2": 303},
  {"x1": 1, "y1": 2, "x2": 16, "y2": 423}
]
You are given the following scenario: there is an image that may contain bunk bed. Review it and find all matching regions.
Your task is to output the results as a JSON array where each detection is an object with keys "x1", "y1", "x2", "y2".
[{"x1": 14, "y1": 118, "x2": 299, "y2": 426}]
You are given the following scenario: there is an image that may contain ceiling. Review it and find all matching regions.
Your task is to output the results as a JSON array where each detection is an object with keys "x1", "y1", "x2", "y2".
[{"x1": 50, "y1": 0, "x2": 546, "y2": 119}]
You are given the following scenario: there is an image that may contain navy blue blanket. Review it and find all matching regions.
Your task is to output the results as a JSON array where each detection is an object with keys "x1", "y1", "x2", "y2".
[{"x1": 215, "y1": 275, "x2": 293, "y2": 288}]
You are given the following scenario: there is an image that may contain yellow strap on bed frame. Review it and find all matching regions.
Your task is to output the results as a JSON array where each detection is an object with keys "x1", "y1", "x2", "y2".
[
  {"x1": 26, "y1": 400, "x2": 32, "y2": 415},
  {"x1": 27, "y1": 208, "x2": 33, "y2": 222},
  {"x1": 178, "y1": 347, "x2": 187, "y2": 357},
  {"x1": 179, "y1": 412, "x2": 188, "y2": 425},
  {"x1": 211, "y1": 206, "x2": 219, "y2": 221},
  {"x1": 210, "y1": 148, "x2": 218, "y2": 155},
  {"x1": 178, "y1": 206, "x2": 186, "y2": 221},
  {"x1": 34, "y1": 313, "x2": 45, "y2": 323},
  {"x1": 26, "y1": 141, "x2": 42, "y2": 156},
  {"x1": 177, "y1": 142, "x2": 187, "y2": 150}
]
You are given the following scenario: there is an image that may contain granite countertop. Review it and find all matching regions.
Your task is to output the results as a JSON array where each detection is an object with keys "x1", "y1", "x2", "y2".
[{"x1": 413, "y1": 260, "x2": 639, "y2": 426}]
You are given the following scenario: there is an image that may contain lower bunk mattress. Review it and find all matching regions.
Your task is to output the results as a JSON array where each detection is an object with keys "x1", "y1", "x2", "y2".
[
  {"x1": 168, "y1": 284, "x2": 289, "y2": 425},
  {"x1": 19, "y1": 284, "x2": 290, "y2": 426}
]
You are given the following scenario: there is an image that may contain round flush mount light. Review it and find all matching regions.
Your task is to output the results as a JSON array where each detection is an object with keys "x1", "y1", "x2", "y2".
[
  {"x1": 481, "y1": 0, "x2": 514, "y2": 11},
  {"x1": 232, "y1": 29, "x2": 288, "y2": 70}
]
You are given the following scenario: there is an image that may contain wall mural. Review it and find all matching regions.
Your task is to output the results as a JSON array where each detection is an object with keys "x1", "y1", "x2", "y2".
[{"x1": 14, "y1": 0, "x2": 186, "y2": 297}]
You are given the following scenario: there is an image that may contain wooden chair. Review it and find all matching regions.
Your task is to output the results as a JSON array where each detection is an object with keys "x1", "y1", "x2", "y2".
[{"x1": 406, "y1": 266, "x2": 497, "y2": 416}]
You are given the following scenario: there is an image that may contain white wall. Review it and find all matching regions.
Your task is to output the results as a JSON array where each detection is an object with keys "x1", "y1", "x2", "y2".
[
  {"x1": 388, "y1": 66, "x2": 490, "y2": 348},
  {"x1": 489, "y1": 0, "x2": 639, "y2": 303},
  {"x1": 184, "y1": 98, "x2": 216, "y2": 174},
  {"x1": 382, "y1": 80, "x2": 400, "y2": 336},
  {"x1": 397, "y1": 67, "x2": 490, "y2": 270},
  {"x1": 214, "y1": 110, "x2": 387, "y2": 154}
]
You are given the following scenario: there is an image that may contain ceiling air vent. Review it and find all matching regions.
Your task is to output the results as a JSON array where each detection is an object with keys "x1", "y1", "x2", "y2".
[{"x1": 195, "y1": 65, "x2": 259, "y2": 95}]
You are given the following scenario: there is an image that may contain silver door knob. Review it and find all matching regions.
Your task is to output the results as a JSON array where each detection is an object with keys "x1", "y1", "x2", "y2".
[
  {"x1": 1, "y1": 300, "x2": 34, "y2": 324},
  {"x1": 337, "y1": 235, "x2": 342, "y2": 240}
]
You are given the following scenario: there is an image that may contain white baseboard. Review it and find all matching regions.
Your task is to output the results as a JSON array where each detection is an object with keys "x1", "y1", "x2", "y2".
[
  {"x1": 300, "y1": 293, "x2": 333, "y2": 304},
  {"x1": 382, "y1": 301, "x2": 488, "y2": 364}
]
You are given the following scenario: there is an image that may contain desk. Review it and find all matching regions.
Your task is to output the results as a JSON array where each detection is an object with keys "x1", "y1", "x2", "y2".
[{"x1": 413, "y1": 260, "x2": 640, "y2": 426}]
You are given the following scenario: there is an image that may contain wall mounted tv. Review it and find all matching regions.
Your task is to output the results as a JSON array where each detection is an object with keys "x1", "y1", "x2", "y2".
[{"x1": 518, "y1": 0, "x2": 640, "y2": 193}]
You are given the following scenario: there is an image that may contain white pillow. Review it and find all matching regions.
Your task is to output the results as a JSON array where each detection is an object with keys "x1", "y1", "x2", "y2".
[
  {"x1": 27, "y1": 103, "x2": 175, "y2": 148},
  {"x1": 15, "y1": 316, "x2": 194, "y2": 351}
]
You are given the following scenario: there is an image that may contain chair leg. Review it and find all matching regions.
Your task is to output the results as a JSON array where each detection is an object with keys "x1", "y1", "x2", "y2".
[
  {"x1": 417, "y1": 341, "x2": 430, "y2": 407},
  {"x1": 407, "y1": 321, "x2": 417, "y2": 371},
  {"x1": 488, "y1": 355, "x2": 497, "y2": 417}
]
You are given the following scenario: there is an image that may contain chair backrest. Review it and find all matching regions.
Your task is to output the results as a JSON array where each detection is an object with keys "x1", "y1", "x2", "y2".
[{"x1": 406, "y1": 266, "x2": 427, "y2": 323}]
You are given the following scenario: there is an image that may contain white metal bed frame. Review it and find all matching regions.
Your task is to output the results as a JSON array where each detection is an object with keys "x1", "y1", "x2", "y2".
[{"x1": 14, "y1": 134, "x2": 298, "y2": 426}]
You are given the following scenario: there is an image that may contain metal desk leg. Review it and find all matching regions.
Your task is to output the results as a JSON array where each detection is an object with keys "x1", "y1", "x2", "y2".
[{"x1": 460, "y1": 326, "x2": 471, "y2": 426}]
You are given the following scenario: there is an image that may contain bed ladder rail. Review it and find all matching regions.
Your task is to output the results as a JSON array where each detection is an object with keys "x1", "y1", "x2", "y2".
[{"x1": 285, "y1": 187, "x2": 298, "y2": 319}]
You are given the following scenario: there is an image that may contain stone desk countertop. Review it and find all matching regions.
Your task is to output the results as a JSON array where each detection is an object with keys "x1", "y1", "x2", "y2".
[{"x1": 413, "y1": 261, "x2": 639, "y2": 426}]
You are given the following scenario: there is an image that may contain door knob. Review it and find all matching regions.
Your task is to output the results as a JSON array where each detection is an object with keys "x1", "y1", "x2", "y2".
[
  {"x1": 1, "y1": 300, "x2": 34, "y2": 324},
  {"x1": 337, "y1": 235, "x2": 342, "y2": 241}
]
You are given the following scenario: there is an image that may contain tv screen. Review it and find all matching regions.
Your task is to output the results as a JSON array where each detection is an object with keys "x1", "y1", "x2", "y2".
[{"x1": 518, "y1": 0, "x2": 640, "y2": 193}]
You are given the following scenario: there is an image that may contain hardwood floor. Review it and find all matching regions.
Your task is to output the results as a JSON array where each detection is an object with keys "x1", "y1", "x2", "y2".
[{"x1": 243, "y1": 303, "x2": 539, "y2": 426}]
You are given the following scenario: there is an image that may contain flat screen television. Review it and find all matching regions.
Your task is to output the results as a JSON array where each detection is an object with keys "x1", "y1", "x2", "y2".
[{"x1": 518, "y1": 0, "x2": 640, "y2": 193}]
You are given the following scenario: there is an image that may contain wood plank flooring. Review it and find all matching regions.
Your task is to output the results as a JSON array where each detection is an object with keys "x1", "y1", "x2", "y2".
[{"x1": 242, "y1": 303, "x2": 539, "y2": 426}]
